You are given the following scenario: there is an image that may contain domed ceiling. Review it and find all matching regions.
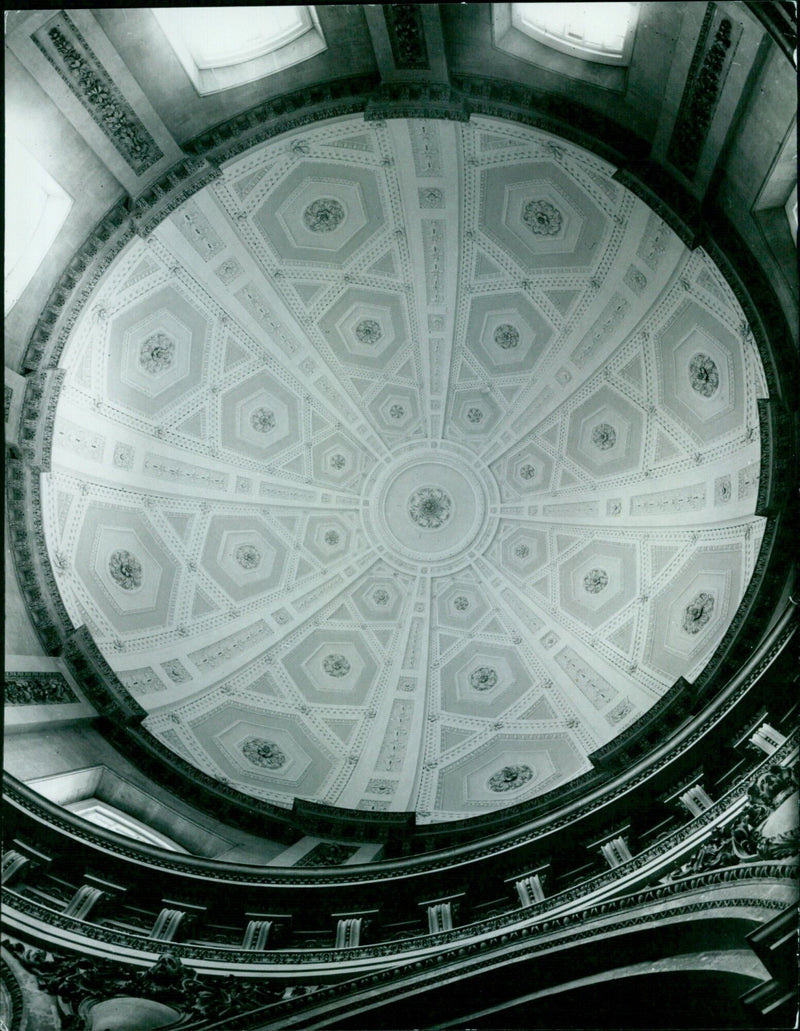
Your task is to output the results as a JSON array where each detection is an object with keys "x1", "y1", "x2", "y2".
[{"x1": 43, "y1": 115, "x2": 767, "y2": 823}]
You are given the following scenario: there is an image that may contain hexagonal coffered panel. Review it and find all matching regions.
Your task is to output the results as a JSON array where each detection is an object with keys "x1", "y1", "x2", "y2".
[
  {"x1": 654, "y1": 300, "x2": 745, "y2": 444},
  {"x1": 105, "y1": 286, "x2": 209, "y2": 416},
  {"x1": 440, "y1": 642, "x2": 533, "y2": 719},
  {"x1": 220, "y1": 373, "x2": 301, "y2": 462},
  {"x1": 319, "y1": 287, "x2": 410, "y2": 370},
  {"x1": 566, "y1": 385, "x2": 645, "y2": 478},
  {"x1": 200, "y1": 515, "x2": 286, "y2": 603},
  {"x1": 480, "y1": 162, "x2": 607, "y2": 270},
  {"x1": 74, "y1": 504, "x2": 178, "y2": 633},
  {"x1": 253, "y1": 161, "x2": 383, "y2": 264},
  {"x1": 282, "y1": 629, "x2": 380, "y2": 706},
  {"x1": 558, "y1": 540, "x2": 639, "y2": 630},
  {"x1": 463, "y1": 292, "x2": 556, "y2": 375}
]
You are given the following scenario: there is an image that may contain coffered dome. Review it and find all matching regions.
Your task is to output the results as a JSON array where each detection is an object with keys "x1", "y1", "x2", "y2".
[{"x1": 44, "y1": 114, "x2": 767, "y2": 823}]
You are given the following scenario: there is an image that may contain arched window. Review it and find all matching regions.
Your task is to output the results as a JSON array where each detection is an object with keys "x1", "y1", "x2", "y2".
[
  {"x1": 511, "y1": 3, "x2": 638, "y2": 65},
  {"x1": 152, "y1": 6, "x2": 326, "y2": 96},
  {"x1": 4, "y1": 139, "x2": 72, "y2": 316}
]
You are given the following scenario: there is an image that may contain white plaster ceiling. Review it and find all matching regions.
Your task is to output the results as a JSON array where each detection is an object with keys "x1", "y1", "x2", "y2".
[{"x1": 43, "y1": 115, "x2": 768, "y2": 822}]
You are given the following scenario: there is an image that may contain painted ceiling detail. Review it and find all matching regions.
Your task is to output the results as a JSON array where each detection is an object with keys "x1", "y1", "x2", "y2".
[{"x1": 42, "y1": 115, "x2": 768, "y2": 823}]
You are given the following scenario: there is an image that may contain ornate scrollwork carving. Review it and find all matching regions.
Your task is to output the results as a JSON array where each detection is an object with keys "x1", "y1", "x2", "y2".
[
  {"x1": 488, "y1": 764, "x2": 533, "y2": 792},
  {"x1": 303, "y1": 198, "x2": 345, "y2": 233},
  {"x1": 408, "y1": 487, "x2": 452, "y2": 529},
  {"x1": 522, "y1": 199, "x2": 563, "y2": 236},
  {"x1": 323, "y1": 654, "x2": 351, "y2": 678},
  {"x1": 108, "y1": 550, "x2": 142, "y2": 591},
  {"x1": 242, "y1": 737, "x2": 286, "y2": 769}
]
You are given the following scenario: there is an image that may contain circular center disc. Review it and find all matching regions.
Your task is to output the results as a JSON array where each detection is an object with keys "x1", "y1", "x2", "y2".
[{"x1": 361, "y1": 442, "x2": 500, "y2": 574}]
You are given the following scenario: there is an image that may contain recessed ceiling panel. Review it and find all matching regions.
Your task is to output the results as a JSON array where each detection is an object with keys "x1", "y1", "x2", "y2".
[{"x1": 44, "y1": 115, "x2": 767, "y2": 822}]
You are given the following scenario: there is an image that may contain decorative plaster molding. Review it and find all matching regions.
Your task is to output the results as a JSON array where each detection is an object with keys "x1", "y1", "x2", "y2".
[
  {"x1": 31, "y1": 12, "x2": 164, "y2": 175},
  {"x1": 667, "y1": 6, "x2": 737, "y2": 179},
  {"x1": 4, "y1": 673, "x2": 78, "y2": 706}
]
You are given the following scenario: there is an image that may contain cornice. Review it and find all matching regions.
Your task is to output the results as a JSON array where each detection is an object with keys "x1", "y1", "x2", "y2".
[
  {"x1": 3, "y1": 865, "x2": 795, "y2": 976},
  {"x1": 4, "y1": 732, "x2": 795, "y2": 903}
]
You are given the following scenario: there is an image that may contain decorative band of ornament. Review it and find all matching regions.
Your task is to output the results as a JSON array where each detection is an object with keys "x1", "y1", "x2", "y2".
[
  {"x1": 2, "y1": 734, "x2": 795, "y2": 891},
  {"x1": 242, "y1": 737, "x2": 286, "y2": 770},
  {"x1": 668, "y1": 9, "x2": 735, "y2": 178},
  {"x1": 32, "y1": 12, "x2": 163, "y2": 175},
  {"x1": 19, "y1": 369, "x2": 66, "y2": 475},
  {"x1": 295, "y1": 842, "x2": 360, "y2": 867},
  {"x1": 109, "y1": 550, "x2": 143, "y2": 591},
  {"x1": 408, "y1": 487, "x2": 452, "y2": 529},
  {"x1": 384, "y1": 4, "x2": 430, "y2": 70},
  {"x1": 3, "y1": 871, "x2": 792, "y2": 974},
  {"x1": 4, "y1": 672, "x2": 78, "y2": 706}
]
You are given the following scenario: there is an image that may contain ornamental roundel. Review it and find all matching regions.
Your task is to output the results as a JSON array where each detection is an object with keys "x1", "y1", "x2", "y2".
[
  {"x1": 250, "y1": 407, "x2": 276, "y2": 433},
  {"x1": 303, "y1": 197, "x2": 345, "y2": 233},
  {"x1": 108, "y1": 549, "x2": 143, "y2": 591},
  {"x1": 469, "y1": 666, "x2": 498, "y2": 691},
  {"x1": 689, "y1": 353, "x2": 720, "y2": 397},
  {"x1": 522, "y1": 199, "x2": 563, "y2": 236},
  {"x1": 235, "y1": 544, "x2": 261, "y2": 570},
  {"x1": 466, "y1": 407, "x2": 484, "y2": 424},
  {"x1": 519, "y1": 463, "x2": 537, "y2": 480},
  {"x1": 514, "y1": 543, "x2": 530, "y2": 559},
  {"x1": 682, "y1": 591, "x2": 715, "y2": 634},
  {"x1": 583, "y1": 568, "x2": 609, "y2": 593},
  {"x1": 488, "y1": 764, "x2": 533, "y2": 792},
  {"x1": 139, "y1": 332, "x2": 175, "y2": 374},
  {"x1": 324, "y1": 530, "x2": 340, "y2": 546},
  {"x1": 408, "y1": 487, "x2": 452, "y2": 529},
  {"x1": 372, "y1": 589, "x2": 390, "y2": 605},
  {"x1": 323, "y1": 653, "x2": 351, "y2": 677},
  {"x1": 329, "y1": 453, "x2": 346, "y2": 470},
  {"x1": 493, "y1": 324, "x2": 520, "y2": 350},
  {"x1": 242, "y1": 737, "x2": 286, "y2": 769},
  {"x1": 453, "y1": 595, "x2": 470, "y2": 611},
  {"x1": 354, "y1": 318, "x2": 382, "y2": 345},
  {"x1": 591, "y1": 423, "x2": 617, "y2": 450},
  {"x1": 389, "y1": 404, "x2": 405, "y2": 420}
]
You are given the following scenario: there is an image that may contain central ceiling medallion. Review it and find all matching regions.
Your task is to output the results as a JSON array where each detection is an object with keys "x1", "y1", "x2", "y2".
[
  {"x1": 408, "y1": 486, "x2": 452, "y2": 530},
  {"x1": 362, "y1": 440, "x2": 500, "y2": 575}
]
